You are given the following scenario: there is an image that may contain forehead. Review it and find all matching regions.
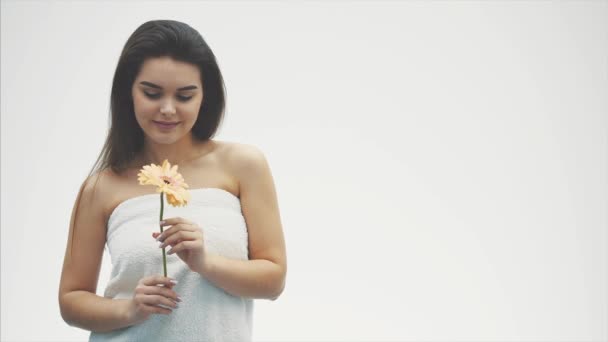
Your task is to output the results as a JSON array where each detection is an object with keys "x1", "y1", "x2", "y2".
[{"x1": 136, "y1": 56, "x2": 201, "y2": 86}]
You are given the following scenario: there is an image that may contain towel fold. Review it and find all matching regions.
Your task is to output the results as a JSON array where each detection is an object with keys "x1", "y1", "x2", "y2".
[{"x1": 89, "y1": 187, "x2": 253, "y2": 342}]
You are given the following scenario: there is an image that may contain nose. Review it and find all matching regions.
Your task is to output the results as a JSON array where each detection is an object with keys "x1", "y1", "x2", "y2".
[{"x1": 160, "y1": 99, "x2": 176, "y2": 116}]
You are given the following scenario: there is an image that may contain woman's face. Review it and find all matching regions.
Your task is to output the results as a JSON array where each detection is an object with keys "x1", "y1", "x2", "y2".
[{"x1": 131, "y1": 56, "x2": 203, "y2": 144}]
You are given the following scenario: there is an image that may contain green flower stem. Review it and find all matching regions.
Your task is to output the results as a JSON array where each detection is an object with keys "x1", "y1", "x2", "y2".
[{"x1": 160, "y1": 192, "x2": 167, "y2": 278}]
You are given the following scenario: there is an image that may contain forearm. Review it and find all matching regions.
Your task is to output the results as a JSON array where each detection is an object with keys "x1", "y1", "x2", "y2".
[
  {"x1": 60, "y1": 291, "x2": 132, "y2": 333},
  {"x1": 199, "y1": 253, "x2": 285, "y2": 300}
]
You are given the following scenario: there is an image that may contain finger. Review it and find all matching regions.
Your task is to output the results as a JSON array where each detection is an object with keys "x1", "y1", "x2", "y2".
[
  {"x1": 157, "y1": 224, "x2": 199, "y2": 243},
  {"x1": 141, "y1": 275, "x2": 176, "y2": 287},
  {"x1": 153, "y1": 231, "x2": 172, "y2": 241},
  {"x1": 148, "y1": 283, "x2": 180, "y2": 302},
  {"x1": 135, "y1": 296, "x2": 173, "y2": 315},
  {"x1": 140, "y1": 295, "x2": 177, "y2": 310},
  {"x1": 160, "y1": 217, "x2": 188, "y2": 228},
  {"x1": 144, "y1": 304, "x2": 173, "y2": 315},
  {"x1": 156, "y1": 224, "x2": 180, "y2": 241},
  {"x1": 160, "y1": 231, "x2": 198, "y2": 248},
  {"x1": 142, "y1": 294, "x2": 178, "y2": 310},
  {"x1": 168, "y1": 240, "x2": 199, "y2": 255}
]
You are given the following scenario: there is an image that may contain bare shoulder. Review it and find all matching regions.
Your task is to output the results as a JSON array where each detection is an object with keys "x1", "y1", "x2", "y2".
[
  {"x1": 217, "y1": 140, "x2": 270, "y2": 180},
  {"x1": 72, "y1": 171, "x2": 109, "y2": 229},
  {"x1": 81, "y1": 169, "x2": 113, "y2": 204},
  {"x1": 92, "y1": 168, "x2": 127, "y2": 223},
  {"x1": 218, "y1": 140, "x2": 279, "y2": 211}
]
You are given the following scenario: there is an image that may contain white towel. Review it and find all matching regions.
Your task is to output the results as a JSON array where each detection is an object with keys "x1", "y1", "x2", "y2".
[{"x1": 88, "y1": 187, "x2": 253, "y2": 342}]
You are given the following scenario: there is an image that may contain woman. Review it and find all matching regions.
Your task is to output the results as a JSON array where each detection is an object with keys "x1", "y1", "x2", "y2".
[{"x1": 58, "y1": 20, "x2": 287, "y2": 342}]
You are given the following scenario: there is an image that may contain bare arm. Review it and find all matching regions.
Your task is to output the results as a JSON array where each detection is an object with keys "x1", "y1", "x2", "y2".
[
  {"x1": 58, "y1": 173, "x2": 134, "y2": 332},
  {"x1": 60, "y1": 292, "x2": 133, "y2": 333},
  {"x1": 198, "y1": 144, "x2": 287, "y2": 300},
  {"x1": 198, "y1": 254, "x2": 284, "y2": 300}
]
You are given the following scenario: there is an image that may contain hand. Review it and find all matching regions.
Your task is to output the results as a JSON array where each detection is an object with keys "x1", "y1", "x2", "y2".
[
  {"x1": 153, "y1": 217, "x2": 209, "y2": 274},
  {"x1": 125, "y1": 275, "x2": 181, "y2": 326}
]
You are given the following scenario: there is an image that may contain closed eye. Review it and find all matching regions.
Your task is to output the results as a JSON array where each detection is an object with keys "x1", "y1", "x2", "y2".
[{"x1": 144, "y1": 91, "x2": 193, "y2": 102}]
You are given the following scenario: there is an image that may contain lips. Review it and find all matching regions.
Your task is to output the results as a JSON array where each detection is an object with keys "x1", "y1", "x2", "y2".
[{"x1": 154, "y1": 121, "x2": 179, "y2": 130}]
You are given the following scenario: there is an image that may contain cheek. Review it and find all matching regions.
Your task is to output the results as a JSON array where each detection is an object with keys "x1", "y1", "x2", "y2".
[
  {"x1": 181, "y1": 100, "x2": 201, "y2": 117},
  {"x1": 187, "y1": 99, "x2": 203, "y2": 116},
  {"x1": 133, "y1": 95, "x2": 157, "y2": 115}
]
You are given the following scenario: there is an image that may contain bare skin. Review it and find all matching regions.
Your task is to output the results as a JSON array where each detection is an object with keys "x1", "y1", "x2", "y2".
[{"x1": 102, "y1": 139, "x2": 240, "y2": 223}]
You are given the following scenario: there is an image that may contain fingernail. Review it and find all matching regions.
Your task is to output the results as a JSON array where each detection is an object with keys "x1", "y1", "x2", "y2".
[
  {"x1": 160, "y1": 220, "x2": 165, "y2": 225},
  {"x1": 170, "y1": 279, "x2": 178, "y2": 284},
  {"x1": 177, "y1": 296, "x2": 183, "y2": 302}
]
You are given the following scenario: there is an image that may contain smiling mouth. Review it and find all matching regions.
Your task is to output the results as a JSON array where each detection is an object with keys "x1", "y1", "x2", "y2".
[{"x1": 154, "y1": 121, "x2": 180, "y2": 129}]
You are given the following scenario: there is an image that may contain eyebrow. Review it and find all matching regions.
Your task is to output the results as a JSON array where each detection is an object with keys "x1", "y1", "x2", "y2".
[{"x1": 139, "y1": 81, "x2": 198, "y2": 91}]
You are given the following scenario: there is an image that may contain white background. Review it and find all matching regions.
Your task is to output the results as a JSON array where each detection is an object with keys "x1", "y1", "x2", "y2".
[{"x1": 1, "y1": 1, "x2": 607, "y2": 341}]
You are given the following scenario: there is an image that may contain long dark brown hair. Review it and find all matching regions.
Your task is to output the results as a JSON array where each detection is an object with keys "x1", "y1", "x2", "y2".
[{"x1": 68, "y1": 20, "x2": 226, "y2": 258}]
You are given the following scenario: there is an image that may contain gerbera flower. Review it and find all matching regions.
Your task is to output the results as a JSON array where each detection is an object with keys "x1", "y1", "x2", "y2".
[
  {"x1": 137, "y1": 159, "x2": 191, "y2": 206},
  {"x1": 137, "y1": 159, "x2": 191, "y2": 277}
]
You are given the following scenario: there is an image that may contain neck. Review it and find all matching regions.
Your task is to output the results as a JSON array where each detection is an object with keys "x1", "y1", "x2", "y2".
[{"x1": 138, "y1": 136, "x2": 212, "y2": 168}]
